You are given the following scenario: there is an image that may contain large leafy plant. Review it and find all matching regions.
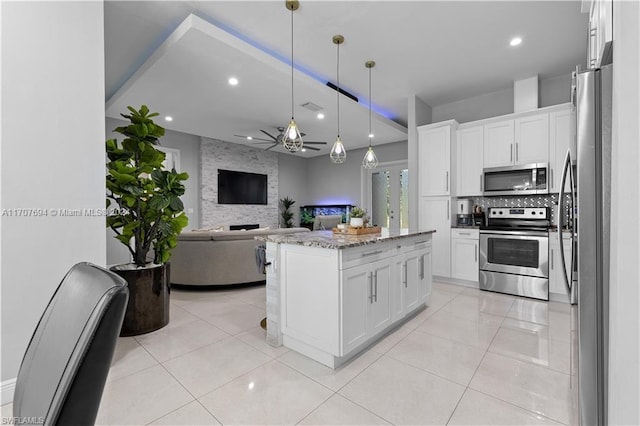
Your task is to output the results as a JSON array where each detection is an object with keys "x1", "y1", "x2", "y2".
[{"x1": 106, "y1": 105, "x2": 189, "y2": 267}]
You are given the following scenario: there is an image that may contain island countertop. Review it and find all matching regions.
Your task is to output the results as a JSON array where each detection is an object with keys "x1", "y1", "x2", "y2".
[{"x1": 257, "y1": 228, "x2": 436, "y2": 249}]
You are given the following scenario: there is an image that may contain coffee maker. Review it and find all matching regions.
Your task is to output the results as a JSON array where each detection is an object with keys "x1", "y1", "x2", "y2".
[{"x1": 456, "y1": 199, "x2": 473, "y2": 226}]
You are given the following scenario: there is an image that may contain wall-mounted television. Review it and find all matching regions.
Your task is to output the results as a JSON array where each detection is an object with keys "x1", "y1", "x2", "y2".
[{"x1": 217, "y1": 169, "x2": 268, "y2": 205}]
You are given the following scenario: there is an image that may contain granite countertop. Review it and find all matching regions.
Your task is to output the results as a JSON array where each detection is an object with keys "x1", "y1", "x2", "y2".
[{"x1": 256, "y1": 229, "x2": 436, "y2": 250}]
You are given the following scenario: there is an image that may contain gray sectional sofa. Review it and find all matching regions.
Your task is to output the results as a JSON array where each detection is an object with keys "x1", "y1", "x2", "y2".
[{"x1": 170, "y1": 227, "x2": 309, "y2": 286}]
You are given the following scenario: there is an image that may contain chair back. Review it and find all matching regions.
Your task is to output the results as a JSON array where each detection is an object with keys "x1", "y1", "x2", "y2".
[{"x1": 13, "y1": 262, "x2": 129, "y2": 425}]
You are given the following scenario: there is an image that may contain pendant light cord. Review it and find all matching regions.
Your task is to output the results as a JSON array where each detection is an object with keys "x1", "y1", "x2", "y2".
[
  {"x1": 336, "y1": 42, "x2": 340, "y2": 137},
  {"x1": 290, "y1": 7, "x2": 294, "y2": 119},
  {"x1": 368, "y1": 65, "x2": 372, "y2": 148}
]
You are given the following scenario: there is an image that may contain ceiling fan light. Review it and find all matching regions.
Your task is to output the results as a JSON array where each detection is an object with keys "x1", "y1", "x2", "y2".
[
  {"x1": 362, "y1": 146, "x2": 379, "y2": 169},
  {"x1": 330, "y1": 136, "x2": 347, "y2": 163},
  {"x1": 283, "y1": 118, "x2": 303, "y2": 152}
]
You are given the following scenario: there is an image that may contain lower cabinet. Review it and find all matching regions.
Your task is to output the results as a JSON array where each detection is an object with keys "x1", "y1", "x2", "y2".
[
  {"x1": 549, "y1": 233, "x2": 573, "y2": 303},
  {"x1": 419, "y1": 196, "x2": 451, "y2": 277},
  {"x1": 450, "y1": 229, "x2": 479, "y2": 282}
]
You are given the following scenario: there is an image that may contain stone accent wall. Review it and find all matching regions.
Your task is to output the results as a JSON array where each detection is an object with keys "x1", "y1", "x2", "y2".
[{"x1": 200, "y1": 137, "x2": 279, "y2": 229}]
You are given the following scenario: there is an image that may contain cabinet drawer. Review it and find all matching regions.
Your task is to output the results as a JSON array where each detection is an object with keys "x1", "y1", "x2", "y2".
[
  {"x1": 341, "y1": 243, "x2": 392, "y2": 269},
  {"x1": 451, "y1": 229, "x2": 479, "y2": 240}
]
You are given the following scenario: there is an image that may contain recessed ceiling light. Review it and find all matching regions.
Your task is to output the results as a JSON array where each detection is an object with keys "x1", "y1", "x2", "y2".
[
  {"x1": 368, "y1": 133, "x2": 374, "y2": 139},
  {"x1": 317, "y1": 113, "x2": 325, "y2": 119},
  {"x1": 301, "y1": 148, "x2": 307, "y2": 152},
  {"x1": 228, "y1": 77, "x2": 239, "y2": 86},
  {"x1": 510, "y1": 37, "x2": 522, "y2": 47},
  {"x1": 246, "y1": 136, "x2": 253, "y2": 140},
  {"x1": 165, "y1": 116, "x2": 173, "y2": 122}
]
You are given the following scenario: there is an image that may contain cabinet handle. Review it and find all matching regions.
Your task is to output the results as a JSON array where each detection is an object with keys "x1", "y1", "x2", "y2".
[
  {"x1": 446, "y1": 171, "x2": 449, "y2": 192},
  {"x1": 368, "y1": 273, "x2": 374, "y2": 304},
  {"x1": 550, "y1": 169, "x2": 554, "y2": 190},
  {"x1": 447, "y1": 200, "x2": 450, "y2": 221},
  {"x1": 374, "y1": 271, "x2": 378, "y2": 302},
  {"x1": 459, "y1": 232, "x2": 471, "y2": 236},
  {"x1": 414, "y1": 240, "x2": 428, "y2": 245},
  {"x1": 403, "y1": 262, "x2": 408, "y2": 287},
  {"x1": 362, "y1": 250, "x2": 383, "y2": 257},
  {"x1": 480, "y1": 175, "x2": 483, "y2": 191},
  {"x1": 516, "y1": 143, "x2": 519, "y2": 162},
  {"x1": 510, "y1": 144, "x2": 513, "y2": 162},
  {"x1": 420, "y1": 256, "x2": 425, "y2": 279},
  {"x1": 551, "y1": 248, "x2": 554, "y2": 270},
  {"x1": 475, "y1": 245, "x2": 478, "y2": 262}
]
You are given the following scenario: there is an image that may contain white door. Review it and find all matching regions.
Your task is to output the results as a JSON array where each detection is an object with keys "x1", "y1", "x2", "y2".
[
  {"x1": 457, "y1": 126, "x2": 484, "y2": 196},
  {"x1": 418, "y1": 126, "x2": 450, "y2": 196},
  {"x1": 366, "y1": 162, "x2": 409, "y2": 230},
  {"x1": 403, "y1": 250, "x2": 421, "y2": 312},
  {"x1": 550, "y1": 108, "x2": 575, "y2": 192},
  {"x1": 515, "y1": 113, "x2": 549, "y2": 165},
  {"x1": 341, "y1": 265, "x2": 370, "y2": 354},
  {"x1": 370, "y1": 259, "x2": 392, "y2": 335},
  {"x1": 419, "y1": 196, "x2": 451, "y2": 277},
  {"x1": 484, "y1": 120, "x2": 514, "y2": 167}
]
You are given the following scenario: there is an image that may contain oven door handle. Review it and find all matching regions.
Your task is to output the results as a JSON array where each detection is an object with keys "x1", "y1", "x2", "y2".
[{"x1": 480, "y1": 230, "x2": 549, "y2": 238}]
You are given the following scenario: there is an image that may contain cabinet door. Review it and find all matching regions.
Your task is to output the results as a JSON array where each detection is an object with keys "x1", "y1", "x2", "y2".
[
  {"x1": 451, "y1": 236, "x2": 479, "y2": 282},
  {"x1": 549, "y1": 108, "x2": 574, "y2": 193},
  {"x1": 549, "y1": 236, "x2": 572, "y2": 302},
  {"x1": 457, "y1": 126, "x2": 484, "y2": 196},
  {"x1": 419, "y1": 247, "x2": 432, "y2": 304},
  {"x1": 341, "y1": 265, "x2": 371, "y2": 354},
  {"x1": 419, "y1": 197, "x2": 451, "y2": 277},
  {"x1": 391, "y1": 255, "x2": 405, "y2": 321},
  {"x1": 370, "y1": 259, "x2": 393, "y2": 335},
  {"x1": 418, "y1": 126, "x2": 450, "y2": 196},
  {"x1": 484, "y1": 120, "x2": 514, "y2": 168},
  {"x1": 514, "y1": 113, "x2": 549, "y2": 165},
  {"x1": 403, "y1": 250, "x2": 421, "y2": 312}
]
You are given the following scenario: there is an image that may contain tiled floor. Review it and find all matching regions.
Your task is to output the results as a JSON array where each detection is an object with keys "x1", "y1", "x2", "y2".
[{"x1": 1, "y1": 282, "x2": 577, "y2": 425}]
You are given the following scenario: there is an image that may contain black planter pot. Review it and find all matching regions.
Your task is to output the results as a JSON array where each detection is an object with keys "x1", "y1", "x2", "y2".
[{"x1": 111, "y1": 263, "x2": 170, "y2": 336}]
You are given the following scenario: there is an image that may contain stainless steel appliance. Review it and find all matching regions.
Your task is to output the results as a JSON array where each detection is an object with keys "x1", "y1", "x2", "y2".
[
  {"x1": 482, "y1": 163, "x2": 549, "y2": 196},
  {"x1": 479, "y1": 207, "x2": 550, "y2": 300},
  {"x1": 455, "y1": 199, "x2": 473, "y2": 226},
  {"x1": 456, "y1": 214, "x2": 473, "y2": 226},
  {"x1": 559, "y1": 64, "x2": 612, "y2": 425}
]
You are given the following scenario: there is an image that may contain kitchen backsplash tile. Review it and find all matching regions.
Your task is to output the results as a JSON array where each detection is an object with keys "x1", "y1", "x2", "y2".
[{"x1": 463, "y1": 194, "x2": 572, "y2": 226}]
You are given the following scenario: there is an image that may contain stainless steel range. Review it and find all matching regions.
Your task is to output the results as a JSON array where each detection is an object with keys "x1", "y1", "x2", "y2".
[{"x1": 479, "y1": 207, "x2": 550, "y2": 300}]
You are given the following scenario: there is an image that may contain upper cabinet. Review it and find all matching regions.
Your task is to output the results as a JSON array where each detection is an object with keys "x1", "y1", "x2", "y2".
[
  {"x1": 484, "y1": 113, "x2": 549, "y2": 168},
  {"x1": 549, "y1": 106, "x2": 576, "y2": 192},
  {"x1": 587, "y1": 0, "x2": 613, "y2": 68},
  {"x1": 457, "y1": 125, "x2": 484, "y2": 196},
  {"x1": 418, "y1": 121, "x2": 457, "y2": 196}
]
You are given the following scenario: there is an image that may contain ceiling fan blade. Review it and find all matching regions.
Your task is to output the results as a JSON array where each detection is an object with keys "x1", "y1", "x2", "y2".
[
  {"x1": 260, "y1": 129, "x2": 278, "y2": 142},
  {"x1": 302, "y1": 141, "x2": 327, "y2": 145},
  {"x1": 264, "y1": 143, "x2": 278, "y2": 151},
  {"x1": 303, "y1": 146, "x2": 321, "y2": 151},
  {"x1": 234, "y1": 135, "x2": 273, "y2": 142}
]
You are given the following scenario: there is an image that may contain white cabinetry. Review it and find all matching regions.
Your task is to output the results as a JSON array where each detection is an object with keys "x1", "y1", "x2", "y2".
[
  {"x1": 549, "y1": 107, "x2": 576, "y2": 193},
  {"x1": 587, "y1": 0, "x2": 613, "y2": 68},
  {"x1": 418, "y1": 121, "x2": 457, "y2": 196},
  {"x1": 341, "y1": 258, "x2": 392, "y2": 354},
  {"x1": 549, "y1": 232, "x2": 573, "y2": 303},
  {"x1": 401, "y1": 240, "x2": 432, "y2": 313},
  {"x1": 419, "y1": 196, "x2": 451, "y2": 278},
  {"x1": 457, "y1": 125, "x2": 484, "y2": 196},
  {"x1": 483, "y1": 113, "x2": 549, "y2": 168},
  {"x1": 451, "y1": 229, "x2": 479, "y2": 282}
]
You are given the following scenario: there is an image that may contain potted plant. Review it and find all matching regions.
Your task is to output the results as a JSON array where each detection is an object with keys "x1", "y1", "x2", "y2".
[
  {"x1": 350, "y1": 206, "x2": 366, "y2": 228},
  {"x1": 280, "y1": 196, "x2": 295, "y2": 228},
  {"x1": 300, "y1": 210, "x2": 314, "y2": 230},
  {"x1": 106, "y1": 105, "x2": 189, "y2": 336}
]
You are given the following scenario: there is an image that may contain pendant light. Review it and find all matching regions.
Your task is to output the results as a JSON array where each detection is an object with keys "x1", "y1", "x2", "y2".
[
  {"x1": 329, "y1": 35, "x2": 347, "y2": 163},
  {"x1": 362, "y1": 60, "x2": 379, "y2": 169},
  {"x1": 282, "y1": 0, "x2": 303, "y2": 152}
]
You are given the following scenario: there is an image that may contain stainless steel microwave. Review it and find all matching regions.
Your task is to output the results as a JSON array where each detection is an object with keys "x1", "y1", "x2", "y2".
[{"x1": 482, "y1": 163, "x2": 549, "y2": 196}]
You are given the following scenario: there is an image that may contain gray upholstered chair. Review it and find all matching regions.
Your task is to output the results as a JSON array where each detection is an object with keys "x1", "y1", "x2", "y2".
[
  {"x1": 313, "y1": 214, "x2": 343, "y2": 230},
  {"x1": 12, "y1": 262, "x2": 129, "y2": 426}
]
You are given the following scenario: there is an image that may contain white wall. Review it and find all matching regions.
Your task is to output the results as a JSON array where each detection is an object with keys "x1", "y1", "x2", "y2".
[
  {"x1": 431, "y1": 74, "x2": 572, "y2": 123},
  {"x1": 105, "y1": 117, "x2": 201, "y2": 265},
  {"x1": 306, "y1": 141, "x2": 407, "y2": 207},
  {"x1": 407, "y1": 95, "x2": 433, "y2": 230},
  {"x1": 277, "y1": 154, "x2": 309, "y2": 227},
  {"x1": 0, "y1": 0, "x2": 106, "y2": 397},
  {"x1": 608, "y1": 1, "x2": 640, "y2": 423}
]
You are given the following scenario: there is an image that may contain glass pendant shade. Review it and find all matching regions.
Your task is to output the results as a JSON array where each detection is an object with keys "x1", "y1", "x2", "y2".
[
  {"x1": 330, "y1": 136, "x2": 347, "y2": 163},
  {"x1": 282, "y1": 118, "x2": 303, "y2": 152},
  {"x1": 362, "y1": 145, "x2": 379, "y2": 169}
]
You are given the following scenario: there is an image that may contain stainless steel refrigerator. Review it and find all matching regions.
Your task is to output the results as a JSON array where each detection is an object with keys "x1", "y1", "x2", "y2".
[{"x1": 559, "y1": 63, "x2": 612, "y2": 425}]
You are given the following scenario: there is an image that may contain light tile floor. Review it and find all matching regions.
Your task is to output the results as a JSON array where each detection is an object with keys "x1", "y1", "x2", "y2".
[{"x1": 1, "y1": 282, "x2": 578, "y2": 425}]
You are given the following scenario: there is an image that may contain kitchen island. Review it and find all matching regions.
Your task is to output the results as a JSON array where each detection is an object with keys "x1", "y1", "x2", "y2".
[{"x1": 259, "y1": 229, "x2": 434, "y2": 368}]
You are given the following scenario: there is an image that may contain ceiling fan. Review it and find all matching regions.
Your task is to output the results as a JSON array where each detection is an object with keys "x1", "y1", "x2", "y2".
[{"x1": 234, "y1": 127, "x2": 327, "y2": 151}]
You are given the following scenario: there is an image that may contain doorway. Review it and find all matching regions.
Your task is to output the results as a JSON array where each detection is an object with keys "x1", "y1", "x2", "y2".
[{"x1": 363, "y1": 161, "x2": 409, "y2": 230}]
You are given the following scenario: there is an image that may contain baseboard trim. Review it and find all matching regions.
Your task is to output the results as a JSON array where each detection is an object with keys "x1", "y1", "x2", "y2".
[{"x1": 1, "y1": 378, "x2": 16, "y2": 405}]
